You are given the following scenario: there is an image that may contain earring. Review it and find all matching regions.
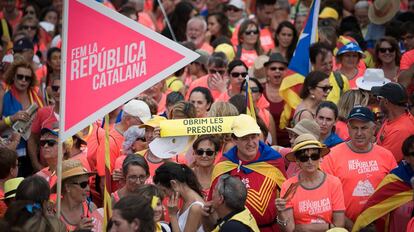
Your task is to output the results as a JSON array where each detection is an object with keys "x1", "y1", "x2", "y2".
[{"x1": 311, "y1": 94, "x2": 315, "y2": 99}]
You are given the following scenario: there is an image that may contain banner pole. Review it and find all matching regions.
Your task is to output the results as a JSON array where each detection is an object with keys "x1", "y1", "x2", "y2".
[
  {"x1": 56, "y1": 141, "x2": 63, "y2": 218},
  {"x1": 156, "y1": 0, "x2": 177, "y2": 42}
]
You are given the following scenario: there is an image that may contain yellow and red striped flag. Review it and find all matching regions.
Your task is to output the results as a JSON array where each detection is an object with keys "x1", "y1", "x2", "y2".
[
  {"x1": 279, "y1": 0, "x2": 320, "y2": 128},
  {"x1": 245, "y1": 75, "x2": 256, "y2": 120}
]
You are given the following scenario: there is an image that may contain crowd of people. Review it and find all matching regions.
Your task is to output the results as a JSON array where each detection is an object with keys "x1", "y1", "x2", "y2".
[{"x1": 1, "y1": 0, "x2": 414, "y2": 231}]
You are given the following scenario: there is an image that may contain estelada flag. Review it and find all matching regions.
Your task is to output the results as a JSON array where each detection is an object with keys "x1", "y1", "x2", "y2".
[
  {"x1": 279, "y1": 0, "x2": 320, "y2": 129},
  {"x1": 245, "y1": 75, "x2": 257, "y2": 120},
  {"x1": 352, "y1": 162, "x2": 413, "y2": 232}
]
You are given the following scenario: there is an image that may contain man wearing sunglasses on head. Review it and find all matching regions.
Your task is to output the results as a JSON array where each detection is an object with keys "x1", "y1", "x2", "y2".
[
  {"x1": 208, "y1": 114, "x2": 286, "y2": 231},
  {"x1": 321, "y1": 106, "x2": 397, "y2": 230}
]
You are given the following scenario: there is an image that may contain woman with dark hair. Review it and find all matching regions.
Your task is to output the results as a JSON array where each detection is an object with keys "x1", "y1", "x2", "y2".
[
  {"x1": 374, "y1": 36, "x2": 401, "y2": 82},
  {"x1": 154, "y1": 162, "x2": 205, "y2": 232},
  {"x1": 111, "y1": 195, "x2": 156, "y2": 232},
  {"x1": 292, "y1": 71, "x2": 331, "y2": 125},
  {"x1": 271, "y1": 21, "x2": 298, "y2": 62},
  {"x1": 240, "y1": 77, "x2": 278, "y2": 145},
  {"x1": 39, "y1": 47, "x2": 61, "y2": 104},
  {"x1": 227, "y1": 59, "x2": 248, "y2": 98},
  {"x1": 315, "y1": 101, "x2": 343, "y2": 148},
  {"x1": 15, "y1": 175, "x2": 52, "y2": 214},
  {"x1": 161, "y1": 1, "x2": 195, "y2": 42},
  {"x1": 111, "y1": 155, "x2": 150, "y2": 206},
  {"x1": 191, "y1": 135, "x2": 221, "y2": 197},
  {"x1": 0, "y1": 147, "x2": 18, "y2": 216},
  {"x1": 206, "y1": 12, "x2": 232, "y2": 45},
  {"x1": 189, "y1": 87, "x2": 214, "y2": 118},
  {"x1": 236, "y1": 19, "x2": 264, "y2": 68}
]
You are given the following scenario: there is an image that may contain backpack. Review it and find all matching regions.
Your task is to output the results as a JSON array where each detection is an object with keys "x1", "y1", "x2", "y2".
[{"x1": 333, "y1": 71, "x2": 344, "y2": 96}]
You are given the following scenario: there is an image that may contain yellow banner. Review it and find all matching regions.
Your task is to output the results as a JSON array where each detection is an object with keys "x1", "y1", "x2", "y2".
[{"x1": 160, "y1": 116, "x2": 236, "y2": 137}]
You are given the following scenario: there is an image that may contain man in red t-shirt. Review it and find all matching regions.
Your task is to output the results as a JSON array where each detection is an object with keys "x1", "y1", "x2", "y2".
[
  {"x1": 400, "y1": 22, "x2": 414, "y2": 70},
  {"x1": 372, "y1": 83, "x2": 414, "y2": 163},
  {"x1": 321, "y1": 106, "x2": 397, "y2": 230},
  {"x1": 208, "y1": 114, "x2": 286, "y2": 231}
]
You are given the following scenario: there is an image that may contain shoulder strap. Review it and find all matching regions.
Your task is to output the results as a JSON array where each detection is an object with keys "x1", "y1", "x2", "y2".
[
  {"x1": 333, "y1": 71, "x2": 344, "y2": 96},
  {"x1": 236, "y1": 45, "x2": 242, "y2": 59}
]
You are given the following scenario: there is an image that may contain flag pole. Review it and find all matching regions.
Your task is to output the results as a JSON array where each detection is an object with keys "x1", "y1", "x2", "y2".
[
  {"x1": 103, "y1": 114, "x2": 112, "y2": 230},
  {"x1": 56, "y1": 141, "x2": 63, "y2": 217},
  {"x1": 156, "y1": 0, "x2": 177, "y2": 42}
]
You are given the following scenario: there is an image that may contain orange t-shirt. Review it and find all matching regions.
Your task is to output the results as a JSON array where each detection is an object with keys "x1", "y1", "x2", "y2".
[
  {"x1": 0, "y1": 189, "x2": 6, "y2": 217},
  {"x1": 400, "y1": 49, "x2": 414, "y2": 71},
  {"x1": 231, "y1": 26, "x2": 275, "y2": 53},
  {"x1": 281, "y1": 173, "x2": 345, "y2": 225},
  {"x1": 321, "y1": 143, "x2": 397, "y2": 221},
  {"x1": 96, "y1": 127, "x2": 124, "y2": 176},
  {"x1": 376, "y1": 113, "x2": 414, "y2": 163},
  {"x1": 239, "y1": 48, "x2": 258, "y2": 68},
  {"x1": 86, "y1": 124, "x2": 106, "y2": 173},
  {"x1": 185, "y1": 74, "x2": 228, "y2": 100},
  {"x1": 335, "y1": 120, "x2": 349, "y2": 141}
]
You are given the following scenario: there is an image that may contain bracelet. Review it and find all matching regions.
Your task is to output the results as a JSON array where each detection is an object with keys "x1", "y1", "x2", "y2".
[
  {"x1": 4, "y1": 116, "x2": 12, "y2": 127},
  {"x1": 276, "y1": 215, "x2": 288, "y2": 227}
]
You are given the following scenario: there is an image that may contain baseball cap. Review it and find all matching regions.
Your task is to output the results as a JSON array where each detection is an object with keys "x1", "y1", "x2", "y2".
[
  {"x1": 40, "y1": 127, "x2": 59, "y2": 136},
  {"x1": 319, "y1": 7, "x2": 339, "y2": 20},
  {"x1": 227, "y1": 0, "x2": 245, "y2": 10},
  {"x1": 371, "y1": 82, "x2": 408, "y2": 107},
  {"x1": 231, "y1": 114, "x2": 261, "y2": 137},
  {"x1": 123, "y1": 99, "x2": 151, "y2": 123},
  {"x1": 13, "y1": 37, "x2": 34, "y2": 53},
  {"x1": 139, "y1": 115, "x2": 166, "y2": 128},
  {"x1": 347, "y1": 106, "x2": 374, "y2": 122}
]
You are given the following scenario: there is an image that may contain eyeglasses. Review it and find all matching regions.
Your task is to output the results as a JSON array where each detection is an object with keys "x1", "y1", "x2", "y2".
[
  {"x1": 195, "y1": 149, "x2": 216, "y2": 156},
  {"x1": 127, "y1": 175, "x2": 148, "y2": 183},
  {"x1": 209, "y1": 69, "x2": 225, "y2": 75},
  {"x1": 230, "y1": 72, "x2": 248, "y2": 78},
  {"x1": 70, "y1": 181, "x2": 89, "y2": 189},
  {"x1": 269, "y1": 66, "x2": 286, "y2": 72},
  {"x1": 16, "y1": 74, "x2": 31, "y2": 82},
  {"x1": 297, "y1": 153, "x2": 320, "y2": 162},
  {"x1": 40, "y1": 139, "x2": 58, "y2": 147},
  {"x1": 379, "y1": 47, "x2": 395, "y2": 53},
  {"x1": 22, "y1": 25, "x2": 37, "y2": 30},
  {"x1": 244, "y1": 30, "x2": 259, "y2": 35},
  {"x1": 316, "y1": 85, "x2": 333, "y2": 93},
  {"x1": 51, "y1": 85, "x2": 60, "y2": 92}
]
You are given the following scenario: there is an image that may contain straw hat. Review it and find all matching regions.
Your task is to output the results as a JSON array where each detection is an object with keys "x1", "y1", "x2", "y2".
[
  {"x1": 368, "y1": 0, "x2": 400, "y2": 25},
  {"x1": 52, "y1": 159, "x2": 94, "y2": 192},
  {"x1": 286, "y1": 119, "x2": 321, "y2": 138},
  {"x1": 1, "y1": 177, "x2": 24, "y2": 200},
  {"x1": 285, "y1": 134, "x2": 330, "y2": 162}
]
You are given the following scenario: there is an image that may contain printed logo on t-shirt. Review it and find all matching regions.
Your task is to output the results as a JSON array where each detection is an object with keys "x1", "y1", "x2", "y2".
[
  {"x1": 352, "y1": 180, "x2": 375, "y2": 197},
  {"x1": 241, "y1": 177, "x2": 251, "y2": 188},
  {"x1": 298, "y1": 198, "x2": 332, "y2": 215},
  {"x1": 348, "y1": 159, "x2": 379, "y2": 174}
]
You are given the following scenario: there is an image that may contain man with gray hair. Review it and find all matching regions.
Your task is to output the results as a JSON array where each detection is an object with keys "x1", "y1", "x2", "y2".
[
  {"x1": 321, "y1": 106, "x2": 397, "y2": 230},
  {"x1": 354, "y1": 0, "x2": 369, "y2": 36},
  {"x1": 202, "y1": 175, "x2": 260, "y2": 231},
  {"x1": 186, "y1": 16, "x2": 213, "y2": 53}
]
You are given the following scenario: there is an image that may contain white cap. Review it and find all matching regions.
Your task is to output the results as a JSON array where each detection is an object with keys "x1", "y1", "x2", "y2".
[
  {"x1": 356, "y1": 68, "x2": 390, "y2": 91},
  {"x1": 123, "y1": 99, "x2": 151, "y2": 123},
  {"x1": 228, "y1": 0, "x2": 245, "y2": 10},
  {"x1": 149, "y1": 136, "x2": 191, "y2": 159}
]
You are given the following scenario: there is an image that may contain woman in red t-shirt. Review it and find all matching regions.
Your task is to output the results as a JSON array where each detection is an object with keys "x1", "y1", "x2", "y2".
[{"x1": 275, "y1": 134, "x2": 345, "y2": 231}]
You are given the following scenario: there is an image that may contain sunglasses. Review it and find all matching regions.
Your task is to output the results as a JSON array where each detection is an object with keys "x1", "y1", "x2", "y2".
[
  {"x1": 243, "y1": 86, "x2": 260, "y2": 93},
  {"x1": 22, "y1": 25, "x2": 37, "y2": 30},
  {"x1": 379, "y1": 47, "x2": 395, "y2": 53},
  {"x1": 195, "y1": 149, "x2": 216, "y2": 156},
  {"x1": 51, "y1": 85, "x2": 60, "y2": 92},
  {"x1": 209, "y1": 69, "x2": 225, "y2": 75},
  {"x1": 316, "y1": 85, "x2": 333, "y2": 93},
  {"x1": 297, "y1": 153, "x2": 320, "y2": 162},
  {"x1": 226, "y1": 6, "x2": 241, "y2": 12},
  {"x1": 230, "y1": 72, "x2": 248, "y2": 78},
  {"x1": 70, "y1": 181, "x2": 89, "y2": 189},
  {"x1": 40, "y1": 139, "x2": 58, "y2": 147},
  {"x1": 269, "y1": 66, "x2": 286, "y2": 72},
  {"x1": 16, "y1": 74, "x2": 31, "y2": 82},
  {"x1": 136, "y1": 137, "x2": 146, "y2": 142},
  {"x1": 244, "y1": 30, "x2": 259, "y2": 35}
]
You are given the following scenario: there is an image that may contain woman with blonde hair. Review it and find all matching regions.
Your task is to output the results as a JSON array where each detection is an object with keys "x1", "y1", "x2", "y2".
[{"x1": 335, "y1": 89, "x2": 369, "y2": 140}]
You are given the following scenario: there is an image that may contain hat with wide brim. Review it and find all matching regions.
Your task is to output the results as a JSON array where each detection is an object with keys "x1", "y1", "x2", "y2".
[
  {"x1": 368, "y1": 0, "x2": 400, "y2": 25},
  {"x1": 52, "y1": 159, "x2": 95, "y2": 192},
  {"x1": 285, "y1": 134, "x2": 330, "y2": 162},
  {"x1": 356, "y1": 68, "x2": 390, "y2": 91}
]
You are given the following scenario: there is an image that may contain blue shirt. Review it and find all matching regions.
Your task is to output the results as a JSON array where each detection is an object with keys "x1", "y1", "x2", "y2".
[{"x1": 324, "y1": 132, "x2": 343, "y2": 148}]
